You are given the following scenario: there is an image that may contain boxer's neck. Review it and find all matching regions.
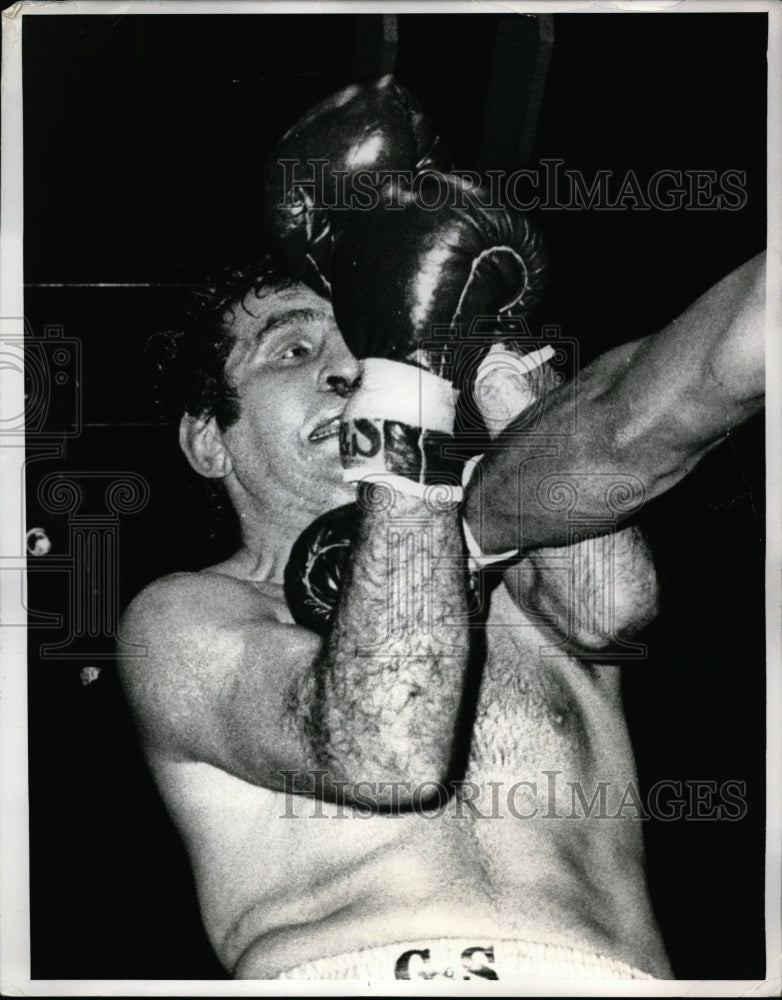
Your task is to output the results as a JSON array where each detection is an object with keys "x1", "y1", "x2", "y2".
[{"x1": 228, "y1": 487, "x2": 335, "y2": 585}]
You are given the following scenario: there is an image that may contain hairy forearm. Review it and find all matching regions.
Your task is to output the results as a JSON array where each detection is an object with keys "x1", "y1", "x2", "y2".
[
  {"x1": 466, "y1": 252, "x2": 766, "y2": 553},
  {"x1": 300, "y1": 489, "x2": 470, "y2": 797}
]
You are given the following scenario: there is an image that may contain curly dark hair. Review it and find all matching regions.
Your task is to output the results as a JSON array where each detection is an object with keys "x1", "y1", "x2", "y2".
[
  {"x1": 148, "y1": 256, "x2": 296, "y2": 551},
  {"x1": 151, "y1": 255, "x2": 295, "y2": 430}
]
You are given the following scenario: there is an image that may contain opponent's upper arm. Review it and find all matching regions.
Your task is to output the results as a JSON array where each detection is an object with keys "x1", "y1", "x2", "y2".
[
  {"x1": 507, "y1": 525, "x2": 659, "y2": 654},
  {"x1": 467, "y1": 253, "x2": 765, "y2": 555},
  {"x1": 118, "y1": 573, "x2": 321, "y2": 791}
]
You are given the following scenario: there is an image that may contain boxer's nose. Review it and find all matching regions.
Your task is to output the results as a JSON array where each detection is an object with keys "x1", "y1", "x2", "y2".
[{"x1": 319, "y1": 331, "x2": 361, "y2": 397}]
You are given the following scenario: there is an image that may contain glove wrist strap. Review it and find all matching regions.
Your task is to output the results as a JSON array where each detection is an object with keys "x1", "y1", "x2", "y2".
[
  {"x1": 342, "y1": 422, "x2": 463, "y2": 494},
  {"x1": 342, "y1": 358, "x2": 460, "y2": 495}
]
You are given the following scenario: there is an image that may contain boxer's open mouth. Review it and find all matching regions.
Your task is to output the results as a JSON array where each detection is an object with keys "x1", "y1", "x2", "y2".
[{"x1": 308, "y1": 415, "x2": 342, "y2": 443}]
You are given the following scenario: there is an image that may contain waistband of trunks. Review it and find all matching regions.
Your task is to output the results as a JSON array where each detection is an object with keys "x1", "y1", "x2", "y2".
[{"x1": 276, "y1": 936, "x2": 658, "y2": 981}]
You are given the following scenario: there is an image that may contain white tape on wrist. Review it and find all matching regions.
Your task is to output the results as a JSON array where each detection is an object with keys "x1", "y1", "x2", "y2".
[
  {"x1": 474, "y1": 342, "x2": 556, "y2": 435},
  {"x1": 474, "y1": 342, "x2": 555, "y2": 384},
  {"x1": 348, "y1": 357, "x2": 457, "y2": 433},
  {"x1": 461, "y1": 454, "x2": 519, "y2": 569},
  {"x1": 461, "y1": 343, "x2": 554, "y2": 566}
]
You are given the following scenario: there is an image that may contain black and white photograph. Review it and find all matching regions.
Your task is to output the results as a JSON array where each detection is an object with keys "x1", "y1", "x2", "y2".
[{"x1": 1, "y1": 1, "x2": 780, "y2": 992}]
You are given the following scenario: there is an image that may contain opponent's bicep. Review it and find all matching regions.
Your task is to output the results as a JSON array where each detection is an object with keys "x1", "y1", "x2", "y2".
[
  {"x1": 117, "y1": 575, "x2": 321, "y2": 792},
  {"x1": 508, "y1": 525, "x2": 659, "y2": 653}
]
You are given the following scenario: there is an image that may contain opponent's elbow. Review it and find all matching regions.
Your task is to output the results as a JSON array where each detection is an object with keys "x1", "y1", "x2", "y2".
[
  {"x1": 349, "y1": 734, "x2": 454, "y2": 809},
  {"x1": 571, "y1": 578, "x2": 660, "y2": 654}
]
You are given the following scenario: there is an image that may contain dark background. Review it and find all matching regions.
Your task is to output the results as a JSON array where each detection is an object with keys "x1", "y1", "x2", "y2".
[{"x1": 23, "y1": 11, "x2": 767, "y2": 981}]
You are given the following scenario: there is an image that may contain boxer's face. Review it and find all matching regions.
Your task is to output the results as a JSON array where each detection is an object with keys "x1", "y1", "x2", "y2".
[{"x1": 215, "y1": 282, "x2": 360, "y2": 516}]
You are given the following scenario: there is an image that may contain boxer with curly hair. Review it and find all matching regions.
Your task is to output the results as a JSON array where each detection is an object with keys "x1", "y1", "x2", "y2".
[{"x1": 119, "y1": 80, "x2": 764, "y2": 982}]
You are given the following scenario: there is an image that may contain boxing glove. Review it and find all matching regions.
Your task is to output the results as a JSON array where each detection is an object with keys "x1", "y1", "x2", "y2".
[
  {"x1": 330, "y1": 172, "x2": 545, "y2": 481},
  {"x1": 263, "y1": 75, "x2": 450, "y2": 294},
  {"x1": 330, "y1": 173, "x2": 545, "y2": 376},
  {"x1": 278, "y1": 90, "x2": 547, "y2": 631},
  {"x1": 284, "y1": 178, "x2": 547, "y2": 632},
  {"x1": 283, "y1": 503, "x2": 356, "y2": 636}
]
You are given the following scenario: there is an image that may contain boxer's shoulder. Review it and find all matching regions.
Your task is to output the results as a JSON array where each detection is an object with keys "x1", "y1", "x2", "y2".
[
  {"x1": 120, "y1": 569, "x2": 279, "y2": 647},
  {"x1": 117, "y1": 569, "x2": 317, "y2": 770}
]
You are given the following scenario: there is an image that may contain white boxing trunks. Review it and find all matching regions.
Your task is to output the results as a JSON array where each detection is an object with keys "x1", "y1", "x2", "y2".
[{"x1": 276, "y1": 937, "x2": 659, "y2": 981}]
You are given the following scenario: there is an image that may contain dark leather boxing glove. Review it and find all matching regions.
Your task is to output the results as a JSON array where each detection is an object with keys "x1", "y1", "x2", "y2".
[
  {"x1": 278, "y1": 79, "x2": 454, "y2": 633},
  {"x1": 280, "y1": 89, "x2": 547, "y2": 632},
  {"x1": 283, "y1": 503, "x2": 356, "y2": 636},
  {"x1": 284, "y1": 176, "x2": 547, "y2": 632},
  {"x1": 330, "y1": 173, "x2": 545, "y2": 378},
  {"x1": 263, "y1": 75, "x2": 450, "y2": 294},
  {"x1": 331, "y1": 173, "x2": 546, "y2": 476}
]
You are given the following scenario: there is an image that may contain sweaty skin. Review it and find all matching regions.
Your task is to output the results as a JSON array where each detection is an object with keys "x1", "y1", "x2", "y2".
[{"x1": 120, "y1": 255, "x2": 764, "y2": 980}]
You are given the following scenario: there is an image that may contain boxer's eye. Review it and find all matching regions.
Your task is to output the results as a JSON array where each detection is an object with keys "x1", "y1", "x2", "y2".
[
  {"x1": 271, "y1": 337, "x2": 315, "y2": 368},
  {"x1": 280, "y1": 344, "x2": 310, "y2": 361},
  {"x1": 254, "y1": 309, "x2": 334, "y2": 369}
]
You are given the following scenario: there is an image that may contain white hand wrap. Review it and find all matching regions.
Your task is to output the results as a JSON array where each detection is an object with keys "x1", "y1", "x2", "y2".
[
  {"x1": 462, "y1": 341, "x2": 554, "y2": 565},
  {"x1": 473, "y1": 342, "x2": 555, "y2": 434},
  {"x1": 343, "y1": 358, "x2": 456, "y2": 432},
  {"x1": 342, "y1": 358, "x2": 462, "y2": 499}
]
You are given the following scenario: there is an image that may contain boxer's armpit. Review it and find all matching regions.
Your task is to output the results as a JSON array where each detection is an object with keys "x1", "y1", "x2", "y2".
[{"x1": 118, "y1": 502, "x2": 473, "y2": 806}]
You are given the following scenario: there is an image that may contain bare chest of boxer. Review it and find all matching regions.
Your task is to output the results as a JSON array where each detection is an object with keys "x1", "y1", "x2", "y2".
[{"x1": 149, "y1": 575, "x2": 670, "y2": 980}]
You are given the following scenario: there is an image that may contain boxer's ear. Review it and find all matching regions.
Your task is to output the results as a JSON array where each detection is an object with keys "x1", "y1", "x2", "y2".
[{"x1": 179, "y1": 414, "x2": 233, "y2": 479}]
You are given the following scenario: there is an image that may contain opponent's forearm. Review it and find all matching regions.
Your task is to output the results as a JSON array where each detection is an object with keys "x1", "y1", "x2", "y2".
[
  {"x1": 602, "y1": 251, "x2": 765, "y2": 475},
  {"x1": 466, "y1": 252, "x2": 766, "y2": 553},
  {"x1": 306, "y1": 490, "x2": 469, "y2": 797}
]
